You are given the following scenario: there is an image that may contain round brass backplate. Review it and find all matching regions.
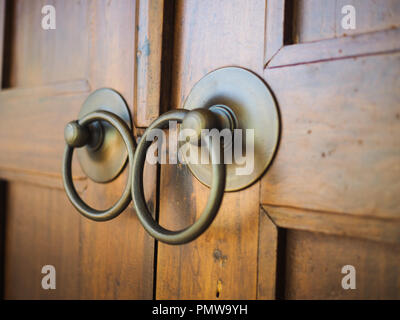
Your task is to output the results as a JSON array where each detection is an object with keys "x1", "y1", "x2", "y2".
[
  {"x1": 183, "y1": 67, "x2": 280, "y2": 191},
  {"x1": 77, "y1": 88, "x2": 132, "y2": 183}
]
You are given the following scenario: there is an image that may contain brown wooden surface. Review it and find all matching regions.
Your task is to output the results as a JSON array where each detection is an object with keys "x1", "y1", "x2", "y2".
[
  {"x1": 4, "y1": 182, "x2": 81, "y2": 299},
  {"x1": 259, "y1": 0, "x2": 400, "y2": 299},
  {"x1": 291, "y1": 0, "x2": 337, "y2": 43},
  {"x1": 0, "y1": 0, "x2": 5, "y2": 83},
  {"x1": 156, "y1": 0, "x2": 266, "y2": 300},
  {"x1": 335, "y1": 0, "x2": 400, "y2": 38},
  {"x1": 8, "y1": 0, "x2": 88, "y2": 87},
  {"x1": 0, "y1": 81, "x2": 89, "y2": 181},
  {"x1": 265, "y1": 0, "x2": 285, "y2": 64},
  {"x1": 268, "y1": 28, "x2": 400, "y2": 68},
  {"x1": 1, "y1": 0, "x2": 155, "y2": 299},
  {"x1": 264, "y1": 205, "x2": 400, "y2": 245},
  {"x1": 134, "y1": 0, "x2": 164, "y2": 127},
  {"x1": 289, "y1": 0, "x2": 400, "y2": 44},
  {"x1": 1, "y1": 0, "x2": 399, "y2": 300},
  {"x1": 262, "y1": 53, "x2": 400, "y2": 219},
  {"x1": 265, "y1": 0, "x2": 400, "y2": 67},
  {"x1": 157, "y1": 161, "x2": 260, "y2": 299},
  {"x1": 284, "y1": 230, "x2": 400, "y2": 299},
  {"x1": 257, "y1": 208, "x2": 279, "y2": 300}
]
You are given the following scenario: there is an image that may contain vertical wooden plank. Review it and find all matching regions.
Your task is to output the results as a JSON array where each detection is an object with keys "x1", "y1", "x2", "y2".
[
  {"x1": 88, "y1": 0, "x2": 133, "y2": 113},
  {"x1": 257, "y1": 207, "x2": 278, "y2": 300},
  {"x1": 134, "y1": 0, "x2": 165, "y2": 127},
  {"x1": 79, "y1": 0, "x2": 155, "y2": 299},
  {"x1": 157, "y1": 162, "x2": 261, "y2": 299},
  {"x1": 265, "y1": 0, "x2": 285, "y2": 65},
  {"x1": 0, "y1": 180, "x2": 6, "y2": 299},
  {"x1": 4, "y1": 183, "x2": 81, "y2": 299},
  {"x1": 156, "y1": 0, "x2": 266, "y2": 299},
  {"x1": 0, "y1": 0, "x2": 6, "y2": 297},
  {"x1": 0, "y1": 0, "x2": 5, "y2": 85},
  {"x1": 78, "y1": 162, "x2": 156, "y2": 299}
]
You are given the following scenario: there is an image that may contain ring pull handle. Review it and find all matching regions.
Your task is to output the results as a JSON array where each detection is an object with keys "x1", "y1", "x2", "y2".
[
  {"x1": 132, "y1": 109, "x2": 229, "y2": 245},
  {"x1": 62, "y1": 110, "x2": 135, "y2": 221}
]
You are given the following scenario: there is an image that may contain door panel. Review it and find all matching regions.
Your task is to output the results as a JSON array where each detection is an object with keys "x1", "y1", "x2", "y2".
[
  {"x1": 156, "y1": 0, "x2": 266, "y2": 300},
  {"x1": 156, "y1": 0, "x2": 400, "y2": 299},
  {"x1": 284, "y1": 230, "x2": 400, "y2": 299},
  {"x1": 4, "y1": 182, "x2": 80, "y2": 299},
  {"x1": 262, "y1": 53, "x2": 400, "y2": 218},
  {"x1": 0, "y1": 0, "x2": 155, "y2": 299},
  {"x1": 290, "y1": 0, "x2": 400, "y2": 43},
  {"x1": 7, "y1": 0, "x2": 88, "y2": 87},
  {"x1": 258, "y1": 0, "x2": 400, "y2": 299}
]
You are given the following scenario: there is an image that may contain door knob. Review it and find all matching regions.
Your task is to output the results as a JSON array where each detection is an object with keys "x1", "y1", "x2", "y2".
[
  {"x1": 62, "y1": 89, "x2": 135, "y2": 221},
  {"x1": 62, "y1": 67, "x2": 280, "y2": 244}
]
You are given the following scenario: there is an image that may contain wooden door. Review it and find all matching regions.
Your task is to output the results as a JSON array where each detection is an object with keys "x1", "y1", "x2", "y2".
[
  {"x1": 0, "y1": 0, "x2": 399, "y2": 300},
  {"x1": 155, "y1": 0, "x2": 400, "y2": 300},
  {"x1": 0, "y1": 0, "x2": 159, "y2": 299}
]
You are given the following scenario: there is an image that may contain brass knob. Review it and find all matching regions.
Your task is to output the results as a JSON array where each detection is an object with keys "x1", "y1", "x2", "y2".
[{"x1": 64, "y1": 121, "x2": 90, "y2": 148}]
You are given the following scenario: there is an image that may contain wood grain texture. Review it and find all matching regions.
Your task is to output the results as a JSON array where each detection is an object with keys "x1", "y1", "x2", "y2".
[
  {"x1": 87, "y1": 0, "x2": 135, "y2": 121},
  {"x1": 0, "y1": 81, "x2": 89, "y2": 179},
  {"x1": 257, "y1": 207, "x2": 278, "y2": 300},
  {"x1": 8, "y1": 0, "x2": 89, "y2": 87},
  {"x1": 335, "y1": 0, "x2": 400, "y2": 38},
  {"x1": 284, "y1": 230, "x2": 400, "y2": 299},
  {"x1": 1, "y1": 0, "x2": 155, "y2": 299},
  {"x1": 291, "y1": 0, "x2": 336, "y2": 43},
  {"x1": 0, "y1": 180, "x2": 6, "y2": 299},
  {"x1": 156, "y1": 0, "x2": 266, "y2": 299},
  {"x1": 267, "y1": 27, "x2": 400, "y2": 68},
  {"x1": 264, "y1": 205, "x2": 400, "y2": 244},
  {"x1": 4, "y1": 182, "x2": 81, "y2": 299},
  {"x1": 79, "y1": 0, "x2": 154, "y2": 299},
  {"x1": 265, "y1": 0, "x2": 400, "y2": 68},
  {"x1": 157, "y1": 160, "x2": 260, "y2": 299},
  {"x1": 0, "y1": 0, "x2": 5, "y2": 84},
  {"x1": 288, "y1": 0, "x2": 400, "y2": 44},
  {"x1": 262, "y1": 53, "x2": 400, "y2": 219},
  {"x1": 265, "y1": 0, "x2": 286, "y2": 64},
  {"x1": 134, "y1": 0, "x2": 164, "y2": 127},
  {"x1": 78, "y1": 162, "x2": 156, "y2": 299}
]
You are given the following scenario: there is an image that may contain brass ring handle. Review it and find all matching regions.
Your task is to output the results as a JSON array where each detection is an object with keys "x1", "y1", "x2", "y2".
[
  {"x1": 62, "y1": 110, "x2": 135, "y2": 221},
  {"x1": 131, "y1": 110, "x2": 226, "y2": 245}
]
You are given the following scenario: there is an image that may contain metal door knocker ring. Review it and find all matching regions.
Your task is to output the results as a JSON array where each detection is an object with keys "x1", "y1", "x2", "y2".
[
  {"x1": 131, "y1": 110, "x2": 226, "y2": 245},
  {"x1": 62, "y1": 110, "x2": 135, "y2": 221},
  {"x1": 62, "y1": 68, "x2": 280, "y2": 245}
]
